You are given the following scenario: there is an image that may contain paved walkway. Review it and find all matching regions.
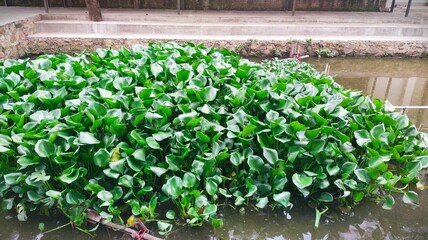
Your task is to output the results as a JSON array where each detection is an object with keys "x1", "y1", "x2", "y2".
[{"x1": 0, "y1": 7, "x2": 44, "y2": 25}]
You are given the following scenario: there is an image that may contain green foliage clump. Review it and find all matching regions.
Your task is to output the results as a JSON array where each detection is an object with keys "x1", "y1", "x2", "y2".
[
  {"x1": 0, "y1": 42, "x2": 427, "y2": 235},
  {"x1": 315, "y1": 47, "x2": 334, "y2": 58}
]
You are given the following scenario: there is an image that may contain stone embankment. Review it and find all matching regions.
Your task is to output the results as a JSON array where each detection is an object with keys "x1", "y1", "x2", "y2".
[{"x1": 0, "y1": 15, "x2": 40, "y2": 59}]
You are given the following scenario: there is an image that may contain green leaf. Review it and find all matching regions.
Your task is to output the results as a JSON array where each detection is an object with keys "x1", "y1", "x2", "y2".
[
  {"x1": 94, "y1": 148, "x2": 110, "y2": 168},
  {"x1": 78, "y1": 132, "x2": 100, "y2": 145},
  {"x1": 354, "y1": 129, "x2": 371, "y2": 147},
  {"x1": 183, "y1": 172, "x2": 197, "y2": 188},
  {"x1": 201, "y1": 86, "x2": 218, "y2": 102},
  {"x1": 326, "y1": 164, "x2": 340, "y2": 176},
  {"x1": 146, "y1": 137, "x2": 161, "y2": 149},
  {"x1": 273, "y1": 191, "x2": 292, "y2": 208},
  {"x1": 354, "y1": 169, "x2": 371, "y2": 183},
  {"x1": 205, "y1": 178, "x2": 218, "y2": 196},
  {"x1": 166, "y1": 210, "x2": 175, "y2": 220},
  {"x1": 46, "y1": 190, "x2": 61, "y2": 200},
  {"x1": 162, "y1": 176, "x2": 183, "y2": 199},
  {"x1": 35, "y1": 139, "x2": 55, "y2": 158},
  {"x1": 150, "y1": 166, "x2": 167, "y2": 177},
  {"x1": 118, "y1": 175, "x2": 133, "y2": 188},
  {"x1": 97, "y1": 190, "x2": 113, "y2": 202},
  {"x1": 152, "y1": 132, "x2": 172, "y2": 141},
  {"x1": 292, "y1": 173, "x2": 313, "y2": 189},
  {"x1": 317, "y1": 192, "x2": 333, "y2": 202},
  {"x1": 176, "y1": 68, "x2": 191, "y2": 81},
  {"x1": 1, "y1": 198, "x2": 14, "y2": 210},
  {"x1": 150, "y1": 63, "x2": 163, "y2": 78},
  {"x1": 203, "y1": 204, "x2": 217, "y2": 216},
  {"x1": 4, "y1": 172, "x2": 22, "y2": 185},
  {"x1": 157, "y1": 221, "x2": 173, "y2": 235},
  {"x1": 262, "y1": 147, "x2": 278, "y2": 165},
  {"x1": 403, "y1": 191, "x2": 419, "y2": 205},
  {"x1": 256, "y1": 197, "x2": 269, "y2": 208},
  {"x1": 230, "y1": 152, "x2": 243, "y2": 166},
  {"x1": 66, "y1": 190, "x2": 85, "y2": 205},
  {"x1": 59, "y1": 168, "x2": 80, "y2": 184},
  {"x1": 211, "y1": 218, "x2": 224, "y2": 228},
  {"x1": 382, "y1": 195, "x2": 395, "y2": 210},
  {"x1": 196, "y1": 131, "x2": 211, "y2": 143},
  {"x1": 248, "y1": 155, "x2": 264, "y2": 171}
]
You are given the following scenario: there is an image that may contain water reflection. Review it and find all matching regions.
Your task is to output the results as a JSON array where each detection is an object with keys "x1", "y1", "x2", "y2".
[{"x1": 305, "y1": 58, "x2": 428, "y2": 132}]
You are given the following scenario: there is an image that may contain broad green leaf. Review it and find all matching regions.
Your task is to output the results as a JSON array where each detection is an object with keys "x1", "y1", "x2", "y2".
[
  {"x1": 292, "y1": 173, "x2": 313, "y2": 189},
  {"x1": 150, "y1": 63, "x2": 163, "y2": 78},
  {"x1": 35, "y1": 140, "x2": 55, "y2": 158},
  {"x1": 97, "y1": 190, "x2": 113, "y2": 202},
  {"x1": 354, "y1": 129, "x2": 371, "y2": 147},
  {"x1": 150, "y1": 166, "x2": 167, "y2": 177},
  {"x1": 4, "y1": 172, "x2": 22, "y2": 185},
  {"x1": 59, "y1": 168, "x2": 80, "y2": 184},
  {"x1": 354, "y1": 169, "x2": 371, "y2": 183},
  {"x1": 146, "y1": 137, "x2": 161, "y2": 149},
  {"x1": 118, "y1": 175, "x2": 133, "y2": 188},
  {"x1": 273, "y1": 191, "x2": 292, "y2": 208},
  {"x1": 94, "y1": 148, "x2": 110, "y2": 168},
  {"x1": 78, "y1": 132, "x2": 100, "y2": 145},
  {"x1": 382, "y1": 195, "x2": 395, "y2": 210},
  {"x1": 205, "y1": 178, "x2": 218, "y2": 196},
  {"x1": 317, "y1": 192, "x2": 333, "y2": 202},
  {"x1": 256, "y1": 197, "x2": 269, "y2": 208},
  {"x1": 262, "y1": 147, "x2": 278, "y2": 165},
  {"x1": 201, "y1": 86, "x2": 218, "y2": 102},
  {"x1": 230, "y1": 152, "x2": 243, "y2": 166},
  {"x1": 157, "y1": 221, "x2": 173, "y2": 235},
  {"x1": 403, "y1": 191, "x2": 419, "y2": 205},
  {"x1": 248, "y1": 155, "x2": 264, "y2": 171},
  {"x1": 162, "y1": 176, "x2": 183, "y2": 199},
  {"x1": 1, "y1": 198, "x2": 14, "y2": 210},
  {"x1": 166, "y1": 210, "x2": 175, "y2": 220},
  {"x1": 66, "y1": 190, "x2": 85, "y2": 205},
  {"x1": 183, "y1": 172, "x2": 197, "y2": 188}
]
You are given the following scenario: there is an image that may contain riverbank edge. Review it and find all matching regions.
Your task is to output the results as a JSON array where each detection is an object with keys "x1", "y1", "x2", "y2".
[{"x1": 1, "y1": 14, "x2": 428, "y2": 59}]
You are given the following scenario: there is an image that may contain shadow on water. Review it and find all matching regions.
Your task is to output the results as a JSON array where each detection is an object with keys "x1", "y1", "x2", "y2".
[{"x1": 1, "y1": 57, "x2": 428, "y2": 240}]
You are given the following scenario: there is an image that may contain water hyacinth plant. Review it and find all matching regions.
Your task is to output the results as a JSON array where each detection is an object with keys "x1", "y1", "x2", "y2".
[{"x1": 0, "y1": 42, "x2": 427, "y2": 236}]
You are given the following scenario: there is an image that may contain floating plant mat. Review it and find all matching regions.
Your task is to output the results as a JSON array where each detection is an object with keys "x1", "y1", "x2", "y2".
[{"x1": 0, "y1": 43, "x2": 427, "y2": 237}]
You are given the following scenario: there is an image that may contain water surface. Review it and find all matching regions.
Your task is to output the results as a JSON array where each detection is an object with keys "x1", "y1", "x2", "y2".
[{"x1": 1, "y1": 57, "x2": 427, "y2": 240}]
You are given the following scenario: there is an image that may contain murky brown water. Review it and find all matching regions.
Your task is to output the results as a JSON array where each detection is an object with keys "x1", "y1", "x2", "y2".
[{"x1": 1, "y1": 57, "x2": 428, "y2": 240}]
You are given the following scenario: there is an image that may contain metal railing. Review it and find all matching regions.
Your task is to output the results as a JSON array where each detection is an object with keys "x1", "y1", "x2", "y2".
[{"x1": 2, "y1": 0, "x2": 412, "y2": 17}]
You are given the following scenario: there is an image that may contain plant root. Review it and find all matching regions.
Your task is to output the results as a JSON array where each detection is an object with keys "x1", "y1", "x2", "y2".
[{"x1": 86, "y1": 209, "x2": 164, "y2": 240}]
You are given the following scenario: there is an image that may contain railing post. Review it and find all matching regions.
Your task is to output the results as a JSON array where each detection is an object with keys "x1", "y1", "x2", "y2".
[
  {"x1": 43, "y1": 0, "x2": 49, "y2": 13},
  {"x1": 390, "y1": 0, "x2": 396, "y2": 12},
  {"x1": 177, "y1": 0, "x2": 180, "y2": 15},
  {"x1": 405, "y1": 0, "x2": 412, "y2": 17},
  {"x1": 292, "y1": 0, "x2": 297, "y2": 16}
]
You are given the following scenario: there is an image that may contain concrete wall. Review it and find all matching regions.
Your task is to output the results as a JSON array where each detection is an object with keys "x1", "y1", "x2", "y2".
[
  {"x1": 0, "y1": 15, "x2": 40, "y2": 59},
  {"x1": 2, "y1": 0, "x2": 385, "y2": 11}
]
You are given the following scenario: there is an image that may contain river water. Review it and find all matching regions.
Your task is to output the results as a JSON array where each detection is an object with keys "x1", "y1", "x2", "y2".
[{"x1": 1, "y1": 57, "x2": 427, "y2": 240}]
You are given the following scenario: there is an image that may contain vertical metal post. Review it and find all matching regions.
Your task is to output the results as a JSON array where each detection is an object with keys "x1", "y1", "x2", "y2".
[
  {"x1": 43, "y1": 0, "x2": 49, "y2": 13},
  {"x1": 4, "y1": 0, "x2": 8, "y2": 7},
  {"x1": 292, "y1": 0, "x2": 296, "y2": 16},
  {"x1": 177, "y1": 0, "x2": 180, "y2": 15},
  {"x1": 390, "y1": 0, "x2": 396, "y2": 12},
  {"x1": 405, "y1": 0, "x2": 412, "y2": 17}
]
